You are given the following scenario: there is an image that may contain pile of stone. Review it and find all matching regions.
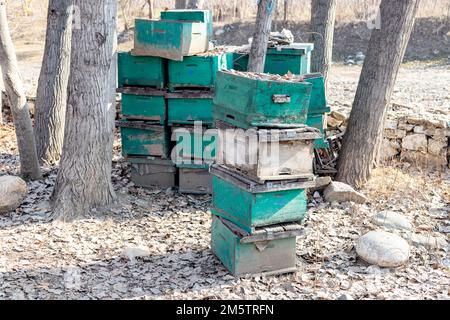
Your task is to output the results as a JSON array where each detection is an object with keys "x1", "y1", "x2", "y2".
[{"x1": 326, "y1": 110, "x2": 450, "y2": 170}]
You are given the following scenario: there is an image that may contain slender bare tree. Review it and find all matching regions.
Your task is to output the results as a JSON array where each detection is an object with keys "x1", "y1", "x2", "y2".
[
  {"x1": 34, "y1": 0, "x2": 73, "y2": 165},
  {"x1": 175, "y1": 0, "x2": 187, "y2": 9},
  {"x1": 187, "y1": 0, "x2": 204, "y2": 9},
  {"x1": 248, "y1": 0, "x2": 277, "y2": 72},
  {"x1": 52, "y1": 0, "x2": 117, "y2": 220},
  {"x1": 0, "y1": 1, "x2": 41, "y2": 180},
  {"x1": 337, "y1": 0, "x2": 421, "y2": 188},
  {"x1": 309, "y1": 0, "x2": 337, "y2": 90}
]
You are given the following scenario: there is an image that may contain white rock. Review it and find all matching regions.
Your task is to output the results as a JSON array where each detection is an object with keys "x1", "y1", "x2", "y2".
[
  {"x1": 313, "y1": 176, "x2": 332, "y2": 190},
  {"x1": 0, "y1": 175, "x2": 28, "y2": 214},
  {"x1": 372, "y1": 211, "x2": 412, "y2": 231},
  {"x1": 381, "y1": 139, "x2": 400, "y2": 159},
  {"x1": 324, "y1": 181, "x2": 368, "y2": 204},
  {"x1": 337, "y1": 293, "x2": 354, "y2": 300},
  {"x1": 402, "y1": 134, "x2": 428, "y2": 152},
  {"x1": 409, "y1": 233, "x2": 447, "y2": 250},
  {"x1": 428, "y1": 138, "x2": 446, "y2": 156},
  {"x1": 121, "y1": 246, "x2": 150, "y2": 261},
  {"x1": 384, "y1": 129, "x2": 406, "y2": 139},
  {"x1": 356, "y1": 231, "x2": 410, "y2": 268}
]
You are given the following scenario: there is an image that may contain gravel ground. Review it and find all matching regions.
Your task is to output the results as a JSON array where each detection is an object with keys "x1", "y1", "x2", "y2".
[{"x1": 1, "y1": 63, "x2": 449, "y2": 300}]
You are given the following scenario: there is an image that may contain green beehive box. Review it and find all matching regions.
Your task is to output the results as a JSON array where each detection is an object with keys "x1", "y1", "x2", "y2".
[
  {"x1": 304, "y1": 73, "x2": 330, "y2": 115},
  {"x1": 168, "y1": 53, "x2": 232, "y2": 91},
  {"x1": 172, "y1": 127, "x2": 217, "y2": 163},
  {"x1": 213, "y1": 71, "x2": 312, "y2": 129},
  {"x1": 117, "y1": 51, "x2": 166, "y2": 88},
  {"x1": 232, "y1": 43, "x2": 314, "y2": 75},
  {"x1": 168, "y1": 97, "x2": 214, "y2": 126},
  {"x1": 160, "y1": 9, "x2": 213, "y2": 40},
  {"x1": 210, "y1": 166, "x2": 308, "y2": 233},
  {"x1": 211, "y1": 215, "x2": 301, "y2": 276},
  {"x1": 306, "y1": 114, "x2": 329, "y2": 148},
  {"x1": 134, "y1": 19, "x2": 210, "y2": 61},
  {"x1": 121, "y1": 94, "x2": 167, "y2": 124},
  {"x1": 128, "y1": 157, "x2": 176, "y2": 188},
  {"x1": 119, "y1": 121, "x2": 170, "y2": 158}
]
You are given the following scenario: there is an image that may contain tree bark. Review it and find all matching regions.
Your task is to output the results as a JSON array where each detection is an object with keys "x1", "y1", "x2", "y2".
[
  {"x1": 51, "y1": 0, "x2": 117, "y2": 220},
  {"x1": 34, "y1": 0, "x2": 72, "y2": 165},
  {"x1": 336, "y1": 0, "x2": 420, "y2": 188},
  {"x1": 309, "y1": 0, "x2": 336, "y2": 91},
  {"x1": 248, "y1": 0, "x2": 277, "y2": 73},
  {"x1": 187, "y1": 0, "x2": 204, "y2": 9},
  {"x1": 0, "y1": 1, "x2": 41, "y2": 180},
  {"x1": 148, "y1": 0, "x2": 155, "y2": 19},
  {"x1": 175, "y1": 0, "x2": 187, "y2": 9}
]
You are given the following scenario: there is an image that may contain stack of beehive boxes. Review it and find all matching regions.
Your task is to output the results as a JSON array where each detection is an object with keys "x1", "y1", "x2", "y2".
[
  {"x1": 117, "y1": 10, "x2": 232, "y2": 193},
  {"x1": 233, "y1": 43, "x2": 330, "y2": 148},
  {"x1": 210, "y1": 70, "x2": 322, "y2": 276}
]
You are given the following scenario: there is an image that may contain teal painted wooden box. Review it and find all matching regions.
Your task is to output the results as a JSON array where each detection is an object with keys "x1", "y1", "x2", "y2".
[
  {"x1": 119, "y1": 121, "x2": 170, "y2": 158},
  {"x1": 211, "y1": 215, "x2": 299, "y2": 276},
  {"x1": 160, "y1": 9, "x2": 213, "y2": 40},
  {"x1": 306, "y1": 114, "x2": 329, "y2": 148},
  {"x1": 232, "y1": 43, "x2": 314, "y2": 75},
  {"x1": 211, "y1": 168, "x2": 308, "y2": 233},
  {"x1": 117, "y1": 51, "x2": 166, "y2": 88},
  {"x1": 168, "y1": 97, "x2": 214, "y2": 126},
  {"x1": 304, "y1": 73, "x2": 330, "y2": 115},
  {"x1": 128, "y1": 157, "x2": 176, "y2": 188},
  {"x1": 134, "y1": 19, "x2": 210, "y2": 61},
  {"x1": 121, "y1": 94, "x2": 167, "y2": 124},
  {"x1": 171, "y1": 127, "x2": 217, "y2": 163},
  {"x1": 213, "y1": 71, "x2": 312, "y2": 129},
  {"x1": 168, "y1": 53, "x2": 232, "y2": 91}
]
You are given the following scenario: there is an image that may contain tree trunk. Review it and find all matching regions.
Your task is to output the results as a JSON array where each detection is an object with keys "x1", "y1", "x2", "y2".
[
  {"x1": 187, "y1": 0, "x2": 204, "y2": 9},
  {"x1": 336, "y1": 0, "x2": 420, "y2": 188},
  {"x1": 283, "y1": 0, "x2": 289, "y2": 26},
  {"x1": 309, "y1": 0, "x2": 336, "y2": 90},
  {"x1": 175, "y1": 0, "x2": 187, "y2": 9},
  {"x1": 248, "y1": 0, "x2": 277, "y2": 73},
  {"x1": 34, "y1": 0, "x2": 72, "y2": 165},
  {"x1": 148, "y1": 0, "x2": 155, "y2": 19},
  {"x1": 0, "y1": 1, "x2": 41, "y2": 180},
  {"x1": 51, "y1": 0, "x2": 117, "y2": 220}
]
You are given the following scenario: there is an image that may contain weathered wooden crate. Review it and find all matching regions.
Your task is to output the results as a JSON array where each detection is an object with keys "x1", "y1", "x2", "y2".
[
  {"x1": 118, "y1": 121, "x2": 170, "y2": 158},
  {"x1": 178, "y1": 163, "x2": 212, "y2": 194},
  {"x1": 210, "y1": 165, "x2": 309, "y2": 233},
  {"x1": 232, "y1": 43, "x2": 314, "y2": 75},
  {"x1": 117, "y1": 51, "x2": 166, "y2": 88},
  {"x1": 306, "y1": 114, "x2": 329, "y2": 149},
  {"x1": 128, "y1": 157, "x2": 176, "y2": 188},
  {"x1": 134, "y1": 19, "x2": 210, "y2": 61},
  {"x1": 171, "y1": 126, "x2": 217, "y2": 163},
  {"x1": 216, "y1": 121, "x2": 321, "y2": 182},
  {"x1": 211, "y1": 215, "x2": 302, "y2": 276},
  {"x1": 304, "y1": 73, "x2": 330, "y2": 115},
  {"x1": 167, "y1": 93, "x2": 214, "y2": 126},
  {"x1": 213, "y1": 71, "x2": 312, "y2": 129},
  {"x1": 160, "y1": 9, "x2": 213, "y2": 41},
  {"x1": 121, "y1": 94, "x2": 167, "y2": 124},
  {"x1": 168, "y1": 53, "x2": 232, "y2": 91}
]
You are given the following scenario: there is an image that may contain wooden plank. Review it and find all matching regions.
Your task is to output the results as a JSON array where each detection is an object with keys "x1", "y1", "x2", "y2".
[{"x1": 116, "y1": 87, "x2": 166, "y2": 96}]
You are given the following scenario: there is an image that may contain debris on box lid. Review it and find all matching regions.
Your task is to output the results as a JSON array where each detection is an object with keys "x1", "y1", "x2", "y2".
[
  {"x1": 226, "y1": 69, "x2": 305, "y2": 83},
  {"x1": 268, "y1": 29, "x2": 295, "y2": 46}
]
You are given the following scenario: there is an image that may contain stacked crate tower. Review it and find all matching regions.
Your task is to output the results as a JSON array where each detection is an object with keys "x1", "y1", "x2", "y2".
[
  {"x1": 233, "y1": 43, "x2": 330, "y2": 149},
  {"x1": 117, "y1": 10, "x2": 232, "y2": 193},
  {"x1": 210, "y1": 70, "x2": 322, "y2": 276}
]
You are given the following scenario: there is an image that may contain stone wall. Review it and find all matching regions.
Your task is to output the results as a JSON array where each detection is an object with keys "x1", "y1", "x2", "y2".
[{"x1": 327, "y1": 111, "x2": 450, "y2": 170}]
